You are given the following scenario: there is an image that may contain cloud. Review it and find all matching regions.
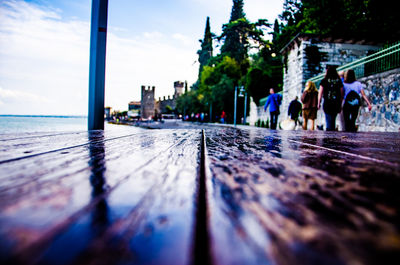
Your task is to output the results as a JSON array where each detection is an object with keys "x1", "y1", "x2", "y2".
[
  {"x1": 104, "y1": 31, "x2": 198, "y2": 110},
  {"x1": 173, "y1": 33, "x2": 193, "y2": 46},
  {"x1": 143, "y1": 31, "x2": 164, "y2": 39},
  {"x1": 0, "y1": 86, "x2": 51, "y2": 104},
  {"x1": 0, "y1": 0, "x2": 90, "y2": 115},
  {"x1": 190, "y1": 0, "x2": 283, "y2": 22},
  {"x1": 244, "y1": 0, "x2": 284, "y2": 23},
  {"x1": 0, "y1": 0, "x2": 198, "y2": 115}
]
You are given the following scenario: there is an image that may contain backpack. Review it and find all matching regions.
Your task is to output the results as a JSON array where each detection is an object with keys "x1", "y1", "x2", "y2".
[
  {"x1": 344, "y1": 90, "x2": 361, "y2": 108},
  {"x1": 323, "y1": 78, "x2": 341, "y2": 113}
]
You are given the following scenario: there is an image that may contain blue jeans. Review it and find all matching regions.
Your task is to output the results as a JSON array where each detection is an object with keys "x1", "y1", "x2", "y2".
[
  {"x1": 270, "y1": 111, "x2": 279, "y2": 130},
  {"x1": 325, "y1": 113, "x2": 337, "y2": 131}
]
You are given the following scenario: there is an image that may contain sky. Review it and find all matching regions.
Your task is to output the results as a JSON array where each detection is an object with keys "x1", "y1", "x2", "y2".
[{"x1": 0, "y1": 0, "x2": 284, "y2": 115}]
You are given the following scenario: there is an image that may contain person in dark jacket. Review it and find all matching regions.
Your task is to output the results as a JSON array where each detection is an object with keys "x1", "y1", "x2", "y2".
[
  {"x1": 264, "y1": 88, "x2": 282, "y2": 130},
  {"x1": 288, "y1": 96, "x2": 302, "y2": 127},
  {"x1": 317, "y1": 66, "x2": 343, "y2": 131}
]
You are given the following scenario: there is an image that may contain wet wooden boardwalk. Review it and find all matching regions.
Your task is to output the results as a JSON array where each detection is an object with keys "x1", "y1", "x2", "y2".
[{"x1": 1, "y1": 124, "x2": 400, "y2": 265}]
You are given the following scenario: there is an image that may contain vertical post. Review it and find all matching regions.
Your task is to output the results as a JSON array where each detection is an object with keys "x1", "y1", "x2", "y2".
[
  {"x1": 209, "y1": 104, "x2": 212, "y2": 123},
  {"x1": 243, "y1": 92, "x2": 247, "y2": 125},
  {"x1": 88, "y1": 0, "x2": 109, "y2": 130},
  {"x1": 234, "y1": 86, "x2": 237, "y2": 127}
]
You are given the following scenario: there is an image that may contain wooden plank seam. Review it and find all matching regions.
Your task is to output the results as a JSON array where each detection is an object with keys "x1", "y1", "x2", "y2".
[{"x1": 192, "y1": 129, "x2": 212, "y2": 265}]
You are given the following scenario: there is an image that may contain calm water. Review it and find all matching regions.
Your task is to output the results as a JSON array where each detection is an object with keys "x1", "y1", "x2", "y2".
[{"x1": 0, "y1": 115, "x2": 121, "y2": 134}]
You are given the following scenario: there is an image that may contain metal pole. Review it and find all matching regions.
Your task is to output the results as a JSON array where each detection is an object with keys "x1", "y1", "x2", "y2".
[
  {"x1": 243, "y1": 92, "x2": 247, "y2": 125},
  {"x1": 88, "y1": 0, "x2": 108, "y2": 130},
  {"x1": 209, "y1": 104, "x2": 212, "y2": 123},
  {"x1": 234, "y1": 86, "x2": 237, "y2": 127}
]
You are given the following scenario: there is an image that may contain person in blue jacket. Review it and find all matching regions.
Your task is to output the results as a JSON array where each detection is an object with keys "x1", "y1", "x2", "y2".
[{"x1": 264, "y1": 88, "x2": 282, "y2": 130}]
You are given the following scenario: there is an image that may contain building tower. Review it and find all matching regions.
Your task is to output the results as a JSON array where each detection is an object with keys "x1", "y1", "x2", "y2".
[
  {"x1": 141, "y1": 85, "x2": 155, "y2": 119},
  {"x1": 174, "y1": 81, "x2": 184, "y2": 96}
]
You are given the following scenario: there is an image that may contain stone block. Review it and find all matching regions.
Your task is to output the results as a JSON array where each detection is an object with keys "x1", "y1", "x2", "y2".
[{"x1": 393, "y1": 113, "x2": 399, "y2": 124}]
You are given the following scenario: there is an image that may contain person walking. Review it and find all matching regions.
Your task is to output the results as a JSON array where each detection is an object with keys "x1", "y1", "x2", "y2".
[
  {"x1": 288, "y1": 96, "x2": 302, "y2": 127},
  {"x1": 318, "y1": 66, "x2": 343, "y2": 131},
  {"x1": 301, "y1": 81, "x2": 318, "y2": 130},
  {"x1": 342, "y1": 69, "x2": 372, "y2": 132},
  {"x1": 220, "y1": 110, "x2": 226, "y2": 123},
  {"x1": 264, "y1": 88, "x2": 282, "y2": 130}
]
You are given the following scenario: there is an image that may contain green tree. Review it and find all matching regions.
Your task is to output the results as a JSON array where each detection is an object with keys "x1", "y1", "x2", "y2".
[
  {"x1": 197, "y1": 17, "x2": 213, "y2": 77},
  {"x1": 246, "y1": 47, "x2": 283, "y2": 104},
  {"x1": 220, "y1": 0, "x2": 247, "y2": 63},
  {"x1": 276, "y1": 0, "x2": 399, "y2": 46},
  {"x1": 176, "y1": 90, "x2": 203, "y2": 117},
  {"x1": 219, "y1": 0, "x2": 269, "y2": 65},
  {"x1": 199, "y1": 56, "x2": 242, "y2": 123}
]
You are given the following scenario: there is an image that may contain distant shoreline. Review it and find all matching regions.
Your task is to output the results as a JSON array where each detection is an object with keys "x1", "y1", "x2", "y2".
[{"x1": 0, "y1": 115, "x2": 87, "y2": 118}]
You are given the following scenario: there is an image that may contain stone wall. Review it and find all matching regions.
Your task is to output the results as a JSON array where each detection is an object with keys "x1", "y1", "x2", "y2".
[
  {"x1": 157, "y1": 95, "x2": 177, "y2": 114},
  {"x1": 357, "y1": 68, "x2": 400, "y2": 132}
]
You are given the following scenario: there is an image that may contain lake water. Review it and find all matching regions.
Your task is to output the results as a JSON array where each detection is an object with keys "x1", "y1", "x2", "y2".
[{"x1": 0, "y1": 115, "x2": 126, "y2": 134}]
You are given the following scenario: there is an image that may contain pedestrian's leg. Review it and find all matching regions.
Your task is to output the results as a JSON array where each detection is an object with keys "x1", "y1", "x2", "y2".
[
  {"x1": 270, "y1": 112, "x2": 277, "y2": 129},
  {"x1": 339, "y1": 111, "x2": 345, "y2": 131},
  {"x1": 349, "y1": 110, "x2": 355, "y2": 131},
  {"x1": 271, "y1": 113, "x2": 276, "y2": 129},
  {"x1": 310, "y1": 119, "x2": 315, "y2": 130},
  {"x1": 331, "y1": 113, "x2": 337, "y2": 131},
  {"x1": 276, "y1": 114, "x2": 279, "y2": 129},
  {"x1": 325, "y1": 114, "x2": 331, "y2": 131},
  {"x1": 325, "y1": 113, "x2": 335, "y2": 131},
  {"x1": 302, "y1": 113, "x2": 308, "y2": 130},
  {"x1": 350, "y1": 106, "x2": 360, "y2": 132}
]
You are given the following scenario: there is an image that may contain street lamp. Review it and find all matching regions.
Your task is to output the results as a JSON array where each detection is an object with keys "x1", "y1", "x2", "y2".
[
  {"x1": 234, "y1": 86, "x2": 245, "y2": 127},
  {"x1": 243, "y1": 90, "x2": 247, "y2": 125}
]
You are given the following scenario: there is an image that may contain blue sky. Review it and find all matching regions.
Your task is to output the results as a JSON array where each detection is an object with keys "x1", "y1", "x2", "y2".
[{"x1": 0, "y1": 0, "x2": 284, "y2": 115}]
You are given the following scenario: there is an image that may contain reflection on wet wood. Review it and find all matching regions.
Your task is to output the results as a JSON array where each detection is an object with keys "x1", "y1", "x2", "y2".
[
  {"x1": 0, "y1": 129, "x2": 201, "y2": 265},
  {"x1": 205, "y1": 127, "x2": 400, "y2": 265},
  {"x1": 1, "y1": 125, "x2": 399, "y2": 265}
]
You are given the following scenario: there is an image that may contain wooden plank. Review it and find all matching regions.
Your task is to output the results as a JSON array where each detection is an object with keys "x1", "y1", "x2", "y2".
[
  {"x1": 0, "y1": 128, "x2": 145, "y2": 163},
  {"x1": 283, "y1": 130, "x2": 400, "y2": 164},
  {"x1": 0, "y1": 129, "x2": 201, "y2": 265},
  {"x1": 205, "y1": 127, "x2": 400, "y2": 265}
]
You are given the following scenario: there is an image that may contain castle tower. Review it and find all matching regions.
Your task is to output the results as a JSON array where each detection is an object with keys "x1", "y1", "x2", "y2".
[
  {"x1": 174, "y1": 81, "x2": 184, "y2": 96},
  {"x1": 141, "y1": 85, "x2": 155, "y2": 119}
]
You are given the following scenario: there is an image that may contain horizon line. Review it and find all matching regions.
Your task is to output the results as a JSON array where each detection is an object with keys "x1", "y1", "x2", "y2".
[{"x1": 0, "y1": 114, "x2": 88, "y2": 118}]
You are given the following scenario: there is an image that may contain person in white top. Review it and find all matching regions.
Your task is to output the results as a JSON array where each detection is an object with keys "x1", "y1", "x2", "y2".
[{"x1": 342, "y1": 69, "x2": 372, "y2": 132}]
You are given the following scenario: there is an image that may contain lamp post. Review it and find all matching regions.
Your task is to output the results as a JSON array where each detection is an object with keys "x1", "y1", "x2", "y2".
[
  {"x1": 234, "y1": 86, "x2": 245, "y2": 127},
  {"x1": 209, "y1": 103, "x2": 212, "y2": 123},
  {"x1": 234, "y1": 86, "x2": 238, "y2": 127},
  {"x1": 243, "y1": 91, "x2": 247, "y2": 125}
]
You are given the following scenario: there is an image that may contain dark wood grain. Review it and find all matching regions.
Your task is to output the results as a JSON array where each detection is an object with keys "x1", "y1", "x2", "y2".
[
  {"x1": 0, "y1": 129, "x2": 201, "y2": 265},
  {"x1": 1, "y1": 123, "x2": 399, "y2": 265},
  {"x1": 205, "y1": 127, "x2": 400, "y2": 265}
]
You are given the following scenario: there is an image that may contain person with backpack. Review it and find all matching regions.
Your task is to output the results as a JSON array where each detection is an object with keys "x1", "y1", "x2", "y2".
[
  {"x1": 318, "y1": 66, "x2": 344, "y2": 131},
  {"x1": 264, "y1": 88, "x2": 282, "y2": 130},
  {"x1": 342, "y1": 69, "x2": 372, "y2": 132}
]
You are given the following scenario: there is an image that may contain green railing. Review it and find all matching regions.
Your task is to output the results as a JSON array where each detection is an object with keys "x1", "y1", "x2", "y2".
[{"x1": 307, "y1": 41, "x2": 400, "y2": 85}]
